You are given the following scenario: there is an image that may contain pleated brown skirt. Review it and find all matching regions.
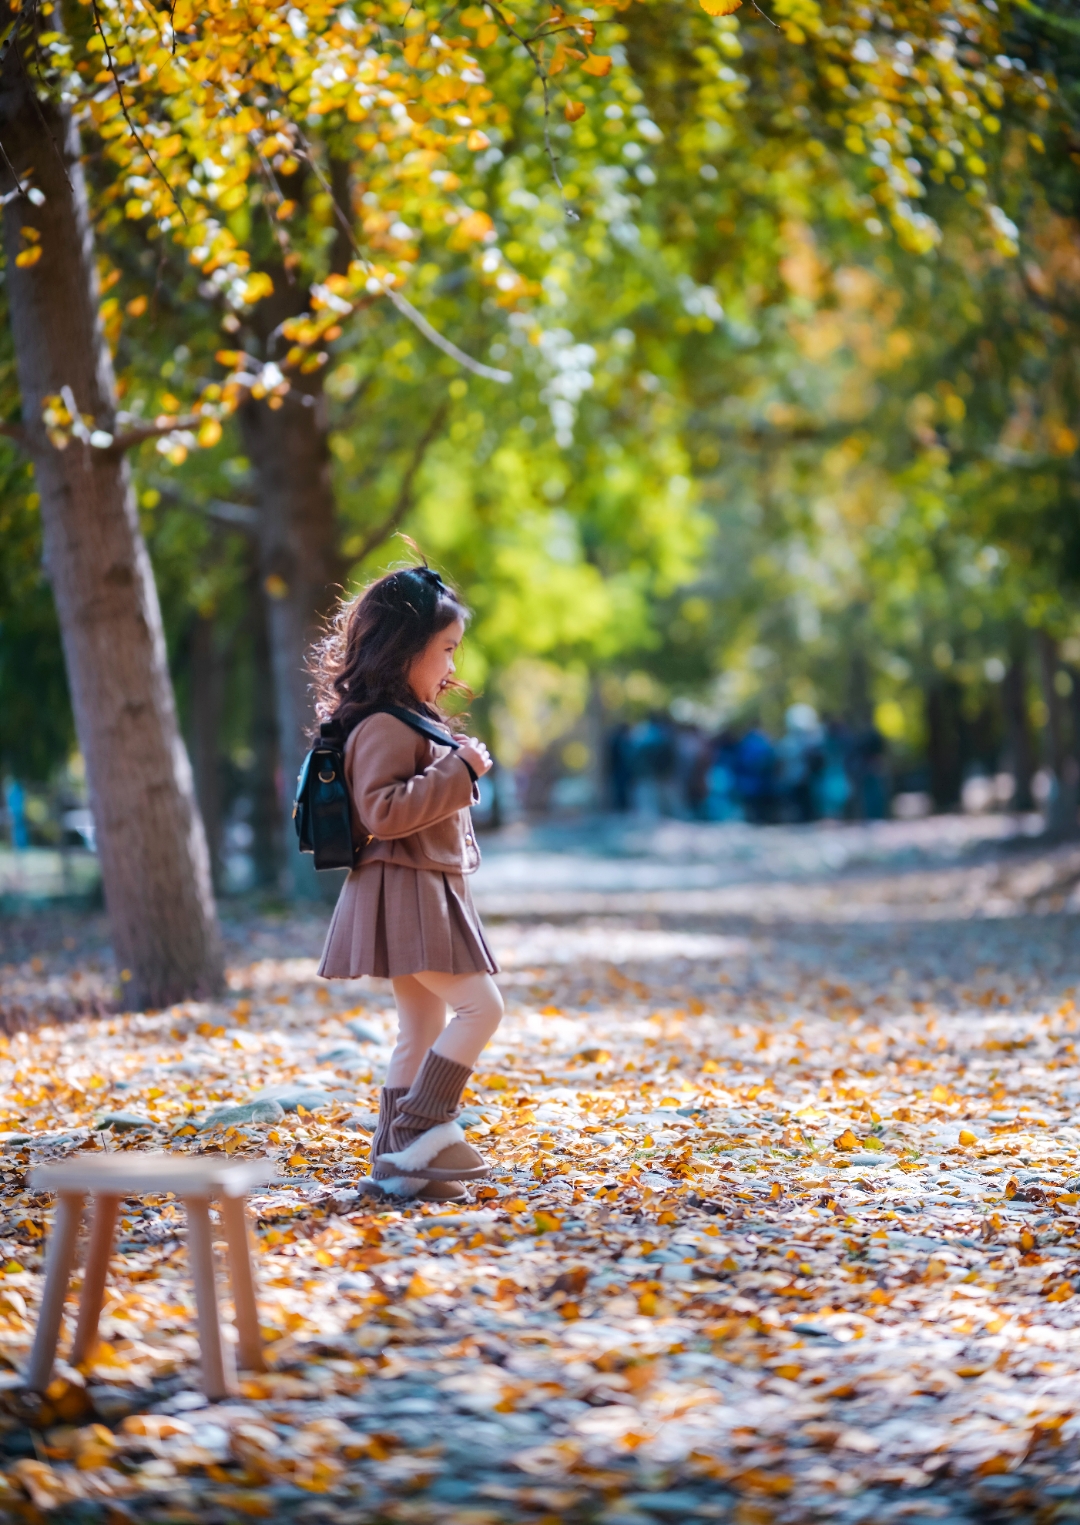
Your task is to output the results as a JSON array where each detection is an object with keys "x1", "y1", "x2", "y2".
[{"x1": 317, "y1": 861, "x2": 499, "y2": 980}]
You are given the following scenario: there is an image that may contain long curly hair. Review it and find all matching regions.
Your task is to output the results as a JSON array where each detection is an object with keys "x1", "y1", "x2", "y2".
[{"x1": 310, "y1": 561, "x2": 470, "y2": 737}]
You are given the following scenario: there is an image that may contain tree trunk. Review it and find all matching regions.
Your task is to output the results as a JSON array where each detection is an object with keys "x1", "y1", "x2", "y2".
[
  {"x1": 0, "y1": 32, "x2": 223, "y2": 1006},
  {"x1": 239, "y1": 376, "x2": 342, "y2": 896},
  {"x1": 1003, "y1": 634, "x2": 1035, "y2": 811},
  {"x1": 189, "y1": 613, "x2": 225, "y2": 888},
  {"x1": 1038, "y1": 630, "x2": 1078, "y2": 837},
  {"x1": 239, "y1": 162, "x2": 352, "y2": 897},
  {"x1": 925, "y1": 680, "x2": 962, "y2": 812},
  {"x1": 247, "y1": 555, "x2": 284, "y2": 891}
]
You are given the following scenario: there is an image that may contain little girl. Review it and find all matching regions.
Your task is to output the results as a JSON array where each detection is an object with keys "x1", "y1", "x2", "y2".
[{"x1": 313, "y1": 564, "x2": 504, "y2": 1201}]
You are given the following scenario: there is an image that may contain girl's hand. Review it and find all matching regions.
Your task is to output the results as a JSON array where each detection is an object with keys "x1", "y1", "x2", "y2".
[{"x1": 459, "y1": 737, "x2": 493, "y2": 777}]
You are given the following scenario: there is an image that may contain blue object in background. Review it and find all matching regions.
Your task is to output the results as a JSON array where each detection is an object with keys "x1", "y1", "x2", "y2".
[{"x1": 4, "y1": 779, "x2": 29, "y2": 850}]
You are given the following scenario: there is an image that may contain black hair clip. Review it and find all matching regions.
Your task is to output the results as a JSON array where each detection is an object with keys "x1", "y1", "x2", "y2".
[{"x1": 407, "y1": 566, "x2": 447, "y2": 590}]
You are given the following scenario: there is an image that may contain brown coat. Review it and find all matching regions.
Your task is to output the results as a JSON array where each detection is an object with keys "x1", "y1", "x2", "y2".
[
  {"x1": 317, "y1": 712, "x2": 497, "y2": 980},
  {"x1": 345, "y1": 712, "x2": 481, "y2": 873}
]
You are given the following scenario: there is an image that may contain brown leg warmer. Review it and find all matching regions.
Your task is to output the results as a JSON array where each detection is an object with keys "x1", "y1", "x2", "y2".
[{"x1": 361, "y1": 1081, "x2": 468, "y2": 1202}]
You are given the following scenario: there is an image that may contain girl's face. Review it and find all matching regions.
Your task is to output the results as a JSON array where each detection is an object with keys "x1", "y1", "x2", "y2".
[{"x1": 408, "y1": 617, "x2": 465, "y2": 706}]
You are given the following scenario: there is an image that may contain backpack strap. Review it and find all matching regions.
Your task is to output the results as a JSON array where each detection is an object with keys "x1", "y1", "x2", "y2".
[{"x1": 372, "y1": 704, "x2": 462, "y2": 751}]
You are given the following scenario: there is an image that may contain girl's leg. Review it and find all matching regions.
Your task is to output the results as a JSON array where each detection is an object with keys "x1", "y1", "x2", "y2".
[
  {"x1": 386, "y1": 974, "x2": 447, "y2": 1088},
  {"x1": 372, "y1": 972, "x2": 503, "y2": 1191},
  {"x1": 413, "y1": 971, "x2": 504, "y2": 1069}
]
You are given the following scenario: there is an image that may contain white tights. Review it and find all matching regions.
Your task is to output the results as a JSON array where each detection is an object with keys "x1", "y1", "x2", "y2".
[{"x1": 386, "y1": 971, "x2": 504, "y2": 1087}]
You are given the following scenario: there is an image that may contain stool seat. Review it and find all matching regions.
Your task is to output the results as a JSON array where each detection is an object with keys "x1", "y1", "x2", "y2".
[
  {"x1": 26, "y1": 1153, "x2": 279, "y2": 1401},
  {"x1": 31, "y1": 1156, "x2": 276, "y2": 1199}
]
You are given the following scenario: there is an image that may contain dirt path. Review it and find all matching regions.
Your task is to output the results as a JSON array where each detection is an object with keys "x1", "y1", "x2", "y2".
[{"x1": 0, "y1": 823, "x2": 1078, "y2": 1520}]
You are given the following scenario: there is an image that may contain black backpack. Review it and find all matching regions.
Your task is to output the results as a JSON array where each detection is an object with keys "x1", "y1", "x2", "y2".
[{"x1": 293, "y1": 707, "x2": 462, "y2": 871}]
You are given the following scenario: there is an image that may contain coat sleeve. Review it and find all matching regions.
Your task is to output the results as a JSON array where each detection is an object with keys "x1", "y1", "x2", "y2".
[{"x1": 349, "y1": 714, "x2": 475, "y2": 840}]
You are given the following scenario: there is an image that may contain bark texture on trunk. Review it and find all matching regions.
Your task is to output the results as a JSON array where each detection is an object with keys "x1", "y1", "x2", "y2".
[{"x1": 0, "y1": 36, "x2": 223, "y2": 1005}]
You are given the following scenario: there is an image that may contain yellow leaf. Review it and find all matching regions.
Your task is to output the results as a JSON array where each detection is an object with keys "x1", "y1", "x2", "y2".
[
  {"x1": 479, "y1": 1073, "x2": 508, "y2": 1089},
  {"x1": 534, "y1": 1212, "x2": 562, "y2": 1234},
  {"x1": 242, "y1": 271, "x2": 274, "y2": 305},
  {"x1": 476, "y1": 22, "x2": 499, "y2": 46},
  {"x1": 835, "y1": 1129, "x2": 860, "y2": 1150},
  {"x1": 581, "y1": 53, "x2": 612, "y2": 76},
  {"x1": 958, "y1": 1128, "x2": 977, "y2": 1146},
  {"x1": 197, "y1": 418, "x2": 222, "y2": 448},
  {"x1": 15, "y1": 247, "x2": 42, "y2": 268},
  {"x1": 931, "y1": 1085, "x2": 951, "y2": 1103},
  {"x1": 467, "y1": 130, "x2": 491, "y2": 151},
  {"x1": 564, "y1": 100, "x2": 586, "y2": 122},
  {"x1": 769, "y1": 1182, "x2": 782, "y2": 1198},
  {"x1": 288, "y1": 1154, "x2": 308, "y2": 1168},
  {"x1": 405, "y1": 1272, "x2": 436, "y2": 1297},
  {"x1": 699, "y1": 0, "x2": 742, "y2": 12},
  {"x1": 549, "y1": 41, "x2": 585, "y2": 75},
  {"x1": 126, "y1": 295, "x2": 148, "y2": 317},
  {"x1": 1047, "y1": 1281, "x2": 1073, "y2": 1302}
]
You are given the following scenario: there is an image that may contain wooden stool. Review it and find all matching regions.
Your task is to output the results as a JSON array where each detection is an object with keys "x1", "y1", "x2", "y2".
[{"x1": 26, "y1": 1156, "x2": 278, "y2": 1401}]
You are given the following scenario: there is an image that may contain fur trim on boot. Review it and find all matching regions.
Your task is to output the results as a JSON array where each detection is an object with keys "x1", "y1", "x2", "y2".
[
  {"x1": 359, "y1": 1081, "x2": 472, "y2": 1200},
  {"x1": 378, "y1": 1120, "x2": 489, "y2": 1182}
]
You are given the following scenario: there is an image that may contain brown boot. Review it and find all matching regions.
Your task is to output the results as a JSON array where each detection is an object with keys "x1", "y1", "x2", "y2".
[
  {"x1": 360, "y1": 1083, "x2": 468, "y2": 1202},
  {"x1": 372, "y1": 1051, "x2": 489, "y2": 1198}
]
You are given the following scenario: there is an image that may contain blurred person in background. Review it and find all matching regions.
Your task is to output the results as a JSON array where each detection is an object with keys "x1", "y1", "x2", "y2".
[
  {"x1": 776, "y1": 704, "x2": 824, "y2": 823},
  {"x1": 815, "y1": 718, "x2": 853, "y2": 820},
  {"x1": 3, "y1": 779, "x2": 29, "y2": 850},
  {"x1": 851, "y1": 721, "x2": 889, "y2": 820},
  {"x1": 704, "y1": 730, "x2": 744, "y2": 821},
  {"x1": 608, "y1": 722, "x2": 634, "y2": 813},
  {"x1": 675, "y1": 723, "x2": 709, "y2": 819},
  {"x1": 629, "y1": 712, "x2": 677, "y2": 817},
  {"x1": 734, "y1": 723, "x2": 777, "y2": 823}
]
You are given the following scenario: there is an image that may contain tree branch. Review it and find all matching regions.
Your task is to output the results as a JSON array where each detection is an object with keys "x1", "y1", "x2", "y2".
[
  {"x1": 347, "y1": 400, "x2": 449, "y2": 564},
  {"x1": 295, "y1": 137, "x2": 513, "y2": 384},
  {"x1": 1012, "y1": 0, "x2": 1080, "y2": 38},
  {"x1": 489, "y1": 2, "x2": 572, "y2": 214},
  {"x1": 108, "y1": 414, "x2": 202, "y2": 453},
  {"x1": 89, "y1": 0, "x2": 186, "y2": 224}
]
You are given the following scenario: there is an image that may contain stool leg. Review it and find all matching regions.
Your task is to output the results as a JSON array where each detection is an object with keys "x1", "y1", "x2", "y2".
[
  {"x1": 219, "y1": 1195, "x2": 265, "y2": 1373},
  {"x1": 26, "y1": 1192, "x2": 83, "y2": 1393},
  {"x1": 183, "y1": 1196, "x2": 230, "y2": 1400},
  {"x1": 70, "y1": 1193, "x2": 121, "y2": 1367}
]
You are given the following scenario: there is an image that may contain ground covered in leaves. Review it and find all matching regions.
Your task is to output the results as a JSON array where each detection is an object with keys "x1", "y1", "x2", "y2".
[{"x1": 1, "y1": 818, "x2": 1080, "y2": 1523}]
